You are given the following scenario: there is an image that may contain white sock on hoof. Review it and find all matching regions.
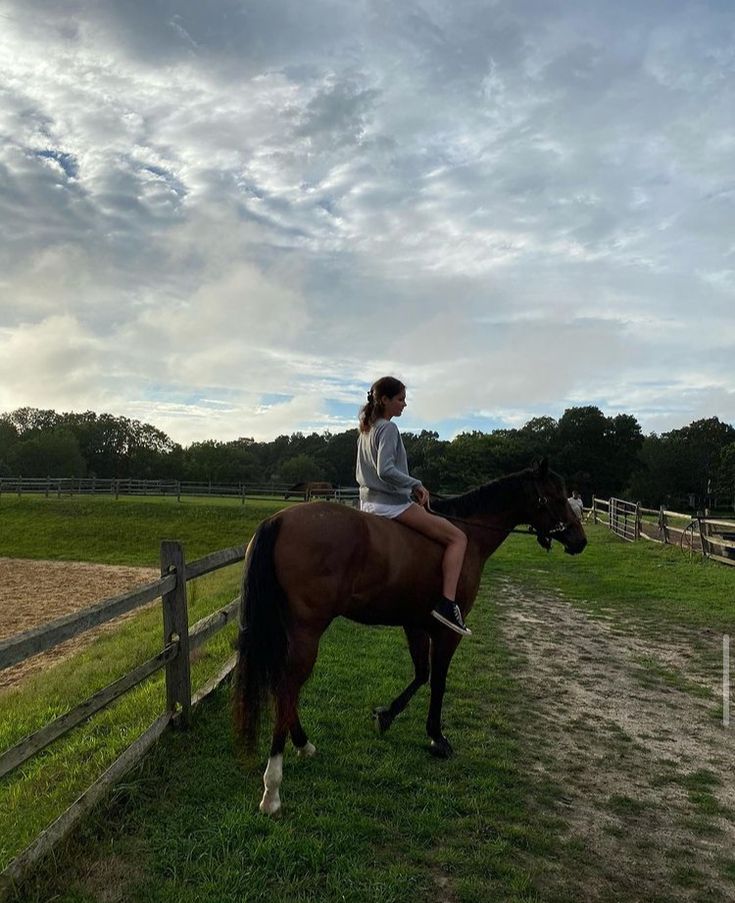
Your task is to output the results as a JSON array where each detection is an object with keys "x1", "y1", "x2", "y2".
[
  {"x1": 259, "y1": 754, "x2": 283, "y2": 815},
  {"x1": 296, "y1": 741, "x2": 316, "y2": 757}
]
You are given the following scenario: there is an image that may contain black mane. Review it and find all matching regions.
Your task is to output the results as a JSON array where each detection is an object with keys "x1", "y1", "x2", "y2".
[{"x1": 430, "y1": 468, "x2": 535, "y2": 518}]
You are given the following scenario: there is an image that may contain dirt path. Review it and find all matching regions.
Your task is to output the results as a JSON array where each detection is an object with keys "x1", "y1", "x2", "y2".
[
  {"x1": 495, "y1": 577, "x2": 735, "y2": 902},
  {"x1": 0, "y1": 558, "x2": 158, "y2": 691}
]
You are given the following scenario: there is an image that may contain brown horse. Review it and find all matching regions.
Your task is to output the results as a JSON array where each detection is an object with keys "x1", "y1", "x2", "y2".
[{"x1": 234, "y1": 459, "x2": 586, "y2": 814}]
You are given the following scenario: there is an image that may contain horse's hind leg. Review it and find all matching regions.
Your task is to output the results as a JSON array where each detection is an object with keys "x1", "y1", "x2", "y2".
[
  {"x1": 260, "y1": 627, "x2": 319, "y2": 815},
  {"x1": 260, "y1": 725, "x2": 288, "y2": 815},
  {"x1": 374, "y1": 627, "x2": 430, "y2": 734}
]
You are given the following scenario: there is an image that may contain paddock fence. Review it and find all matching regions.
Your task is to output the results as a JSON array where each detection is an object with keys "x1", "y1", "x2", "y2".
[
  {"x1": 0, "y1": 477, "x2": 359, "y2": 505},
  {"x1": 0, "y1": 539, "x2": 248, "y2": 898},
  {"x1": 591, "y1": 496, "x2": 735, "y2": 567}
]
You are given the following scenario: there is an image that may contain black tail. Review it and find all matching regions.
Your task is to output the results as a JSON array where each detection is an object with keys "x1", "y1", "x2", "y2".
[{"x1": 233, "y1": 518, "x2": 289, "y2": 755}]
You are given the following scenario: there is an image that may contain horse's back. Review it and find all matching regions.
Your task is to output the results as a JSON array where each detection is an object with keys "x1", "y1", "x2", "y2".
[
  {"x1": 271, "y1": 502, "x2": 443, "y2": 623},
  {"x1": 274, "y1": 502, "x2": 368, "y2": 575}
]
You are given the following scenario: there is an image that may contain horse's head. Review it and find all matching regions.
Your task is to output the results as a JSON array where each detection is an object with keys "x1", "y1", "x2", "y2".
[{"x1": 525, "y1": 458, "x2": 587, "y2": 555}]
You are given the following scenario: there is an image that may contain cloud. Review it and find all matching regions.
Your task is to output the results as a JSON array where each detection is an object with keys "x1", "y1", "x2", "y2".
[
  {"x1": 0, "y1": 0, "x2": 733, "y2": 444},
  {"x1": 0, "y1": 314, "x2": 107, "y2": 410}
]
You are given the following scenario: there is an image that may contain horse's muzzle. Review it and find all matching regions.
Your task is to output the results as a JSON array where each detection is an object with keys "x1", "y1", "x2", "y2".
[{"x1": 561, "y1": 527, "x2": 588, "y2": 555}]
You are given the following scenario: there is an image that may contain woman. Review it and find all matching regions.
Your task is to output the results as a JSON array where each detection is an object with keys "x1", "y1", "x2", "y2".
[{"x1": 355, "y1": 376, "x2": 471, "y2": 636}]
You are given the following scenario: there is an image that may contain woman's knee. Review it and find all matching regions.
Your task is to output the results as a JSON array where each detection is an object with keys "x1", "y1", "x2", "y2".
[{"x1": 450, "y1": 527, "x2": 467, "y2": 551}]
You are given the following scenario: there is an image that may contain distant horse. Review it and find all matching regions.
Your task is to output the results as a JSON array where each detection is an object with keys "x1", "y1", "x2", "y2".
[
  {"x1": 284, "y1": 481, "x2": 334, "y2": 501},
  {"x1": 234, "y1": 459, "x2": 586, "y2": 815}
]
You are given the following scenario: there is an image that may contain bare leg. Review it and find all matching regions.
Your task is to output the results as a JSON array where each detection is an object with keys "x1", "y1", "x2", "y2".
[
  {"x1": 395, "y1": 504, "x2": 467, "y2": 601},
  {"x1": 374, "y1": 627, "x2": 431, "y2": 734}
]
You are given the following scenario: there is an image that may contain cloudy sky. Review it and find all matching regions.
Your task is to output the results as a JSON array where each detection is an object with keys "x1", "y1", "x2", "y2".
[{"x1": 1, "y1": 0, "x2": 733, "y2": 445}]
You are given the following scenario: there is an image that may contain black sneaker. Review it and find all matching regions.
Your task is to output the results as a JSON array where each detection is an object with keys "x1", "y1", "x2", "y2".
[{"x1": 431, "y1": 598, "x2": 472, "y2": 636}]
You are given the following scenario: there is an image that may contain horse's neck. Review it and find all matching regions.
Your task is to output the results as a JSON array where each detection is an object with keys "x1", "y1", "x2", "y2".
[
  {"x1": 434, "y1": 480, "x2": 531, "y2": 558},
  {"x1": 464, "y1": 503, "x2": 528, "y2": 558}
]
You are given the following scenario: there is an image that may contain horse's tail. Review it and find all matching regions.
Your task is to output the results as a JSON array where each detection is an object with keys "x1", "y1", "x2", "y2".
[{"x1": 233, "y1": 518, "x2": 289, "y2": 755}]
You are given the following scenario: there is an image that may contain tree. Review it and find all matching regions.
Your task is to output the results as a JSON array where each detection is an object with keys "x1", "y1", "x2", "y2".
[
  {"x1": 665, "y1": 418, "x2": 735, "y2": 500},
  {"x1": 322, "y1": 429, "x2": 359, "y2": 486},
  {"x1": 0, "y1": 420, "x2": 18, "y2": 476},
  {"x1": 401, "y1": 430, "x2": 448, "y2": 489},
  {"x1": 556, "y1": 406, "x2": 611, "y2": 497},
  {"x1": 278, "y1": 454, "x2": 325, "y2": 484},
  {"x1": 439, "y1": 432, "x2": 501, "y2": 492},
  {"x1": 13, "y1": 429, "x2": 85, "y2": 477},
  {"x1": 520, "y1": 416, "x2": 559, "y2": 455},
  {"x1": 1, "y1": 407, "x2": 60, "y2": 435},
  {"x1": 715, "y1": 443, "x2": 735, "y2": 510}
]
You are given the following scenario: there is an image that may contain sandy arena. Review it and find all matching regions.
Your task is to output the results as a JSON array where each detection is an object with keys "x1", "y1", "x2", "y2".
[{"x1": 0, "y1": 558, "x2": 158, "y2": 691}]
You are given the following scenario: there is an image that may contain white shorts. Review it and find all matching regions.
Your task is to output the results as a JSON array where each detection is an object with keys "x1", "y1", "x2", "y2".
[{"x1": 360, "y1": 500, "x2": 413, "y2": 519}]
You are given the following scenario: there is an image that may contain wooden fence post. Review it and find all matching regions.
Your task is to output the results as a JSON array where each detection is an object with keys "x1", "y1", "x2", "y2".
[
  {"x1": 635, "y1": 502, "x2": 641, "y2": 541},
  {"x1": 160, "y1": 541, "x2": 192, "y2": 728},
  {"x1": 699, "y1": 515, "x2": 710, "y2": 560},
  {"x1": 591, "y1": 496, "x2": 597, "y2": 524}
]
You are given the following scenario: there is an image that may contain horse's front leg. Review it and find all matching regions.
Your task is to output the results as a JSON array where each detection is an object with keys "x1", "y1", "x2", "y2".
[
  {"x1": 374, "y1": 627, "x2": 430, "y2": 734},
  {"x1": 291, "y1": 715, "x2": 316, "y2": 757},
  {"x1": 426, "y1": 629, "x2": 462, "y2": 758}
]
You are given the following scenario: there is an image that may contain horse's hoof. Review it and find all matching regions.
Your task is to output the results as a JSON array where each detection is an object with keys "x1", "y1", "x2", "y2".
[
  {"x1": 429, "y1": 738, "x2": 453, "y2": 759},
  {"x1": 259, "y1": 794, "x2": 282, "y2": 816},
  {"x1": 296, "y1": 741, "x2": 316, "y2": 758},
  {"x1": 373, "y1": 706, "x2": 392, "y2": 734}
]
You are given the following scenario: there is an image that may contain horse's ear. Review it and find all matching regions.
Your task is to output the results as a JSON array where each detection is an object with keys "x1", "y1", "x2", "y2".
[{"x1": 531, "y1": 457, "x2": 549, "y2": 477}]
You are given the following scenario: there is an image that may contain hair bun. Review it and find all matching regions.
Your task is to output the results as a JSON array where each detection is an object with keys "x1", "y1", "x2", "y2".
[{"x1": 367, "y1": 390, "x2": 374, "y2": 403}]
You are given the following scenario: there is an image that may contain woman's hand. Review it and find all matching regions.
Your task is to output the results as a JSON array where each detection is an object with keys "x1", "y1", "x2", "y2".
[{"x1": 413, "y1": 484, "x2": 430, "y2": 507}]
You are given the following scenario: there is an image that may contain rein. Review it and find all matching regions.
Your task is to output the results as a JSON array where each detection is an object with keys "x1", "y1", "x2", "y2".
[{"x1": 426, "y1": 496, "x2": 570, "y2": 540}]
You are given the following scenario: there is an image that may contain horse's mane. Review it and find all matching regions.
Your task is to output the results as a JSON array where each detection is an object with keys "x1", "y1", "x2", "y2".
[{"x1": 430, "y1": 468, "x2": 535, "y2": 518}]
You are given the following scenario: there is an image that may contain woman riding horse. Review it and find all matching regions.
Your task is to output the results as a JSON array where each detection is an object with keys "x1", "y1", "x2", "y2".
[
  {"x1": 234, "y1": 451, "x2": 587, "y2": 815},
  {"x1": 356, "y1": 376, "x2": 470, "y2": 636}
]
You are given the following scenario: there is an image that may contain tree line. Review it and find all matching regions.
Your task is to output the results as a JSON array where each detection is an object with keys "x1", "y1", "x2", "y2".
[{"x1": 1, "y1": 406, "x2": 734, "y2": 510}]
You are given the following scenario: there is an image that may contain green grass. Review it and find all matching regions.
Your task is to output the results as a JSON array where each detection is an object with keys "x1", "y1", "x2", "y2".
[
  {"x1": 3, "y1": 503, "x2": 735, "y2": 901},
  {"x1": 488, "y1": 524, "x2": 735, "y2": 634},
  {"x1": 9, "y1": 585, "x2": 550, "y2": 903},
  {"x1": 0, "y1": 496, "x2": 290, "y2": 874},
  {"x1": 0, "y1": 495, "x2": 290, "y2": 566}
]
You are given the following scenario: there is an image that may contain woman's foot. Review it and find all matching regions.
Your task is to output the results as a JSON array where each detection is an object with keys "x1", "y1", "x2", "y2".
[{"x1": 431, "y1": 598, "x2": 472, "y2": 636}]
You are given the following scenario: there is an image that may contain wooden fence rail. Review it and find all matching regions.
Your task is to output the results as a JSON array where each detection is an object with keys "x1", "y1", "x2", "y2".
[
  {"x1": 0, "y1": 477, "x2": 360, "y2": 505},
  {"x1": 592, "y1": 497, "x2": 735, "y2": 567},
  {"x1": 0, "y1": 539, "x2": 247, "y2": 898}
]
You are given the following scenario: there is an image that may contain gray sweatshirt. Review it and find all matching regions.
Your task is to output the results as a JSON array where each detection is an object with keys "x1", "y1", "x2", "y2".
[{"x1": 355, "y1": 419, "x2": 421, "y2": 505}]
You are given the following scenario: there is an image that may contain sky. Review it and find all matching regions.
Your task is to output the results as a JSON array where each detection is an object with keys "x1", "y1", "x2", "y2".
[{"x1": 1, "y1": 0, "x2": 733, "y2": 445}]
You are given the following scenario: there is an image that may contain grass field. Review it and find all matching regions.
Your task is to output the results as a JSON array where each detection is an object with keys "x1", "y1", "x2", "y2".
[
  {"x1": 0, "y1": 494, "x2": 286, "y2": 566},
  {"x1": 0, "y1": 496, "x2": 287, "y2": 878},
  {"x1": 2, "y1": 497, "x2": 735, "y2": 902}
]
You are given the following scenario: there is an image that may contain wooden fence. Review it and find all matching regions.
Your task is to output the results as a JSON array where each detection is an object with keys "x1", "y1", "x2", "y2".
[
  {"x1": 592, "y1": 497, "x2": 735, "y2": 567},
  {"x1": 0, "y1": 539, "x2": 247, "y2": 897},
  {"x1": 0, "y1": 477, "x2": 359, "y2": 505}
]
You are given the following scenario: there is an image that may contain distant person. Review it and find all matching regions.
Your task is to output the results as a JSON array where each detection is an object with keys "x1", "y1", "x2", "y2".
[
  {"x1": 568, "y1": 490, "x2": 584, "y2": 521},
  {"x1": 356, "y1": 376, "x2": 471, "y2": 637}
]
